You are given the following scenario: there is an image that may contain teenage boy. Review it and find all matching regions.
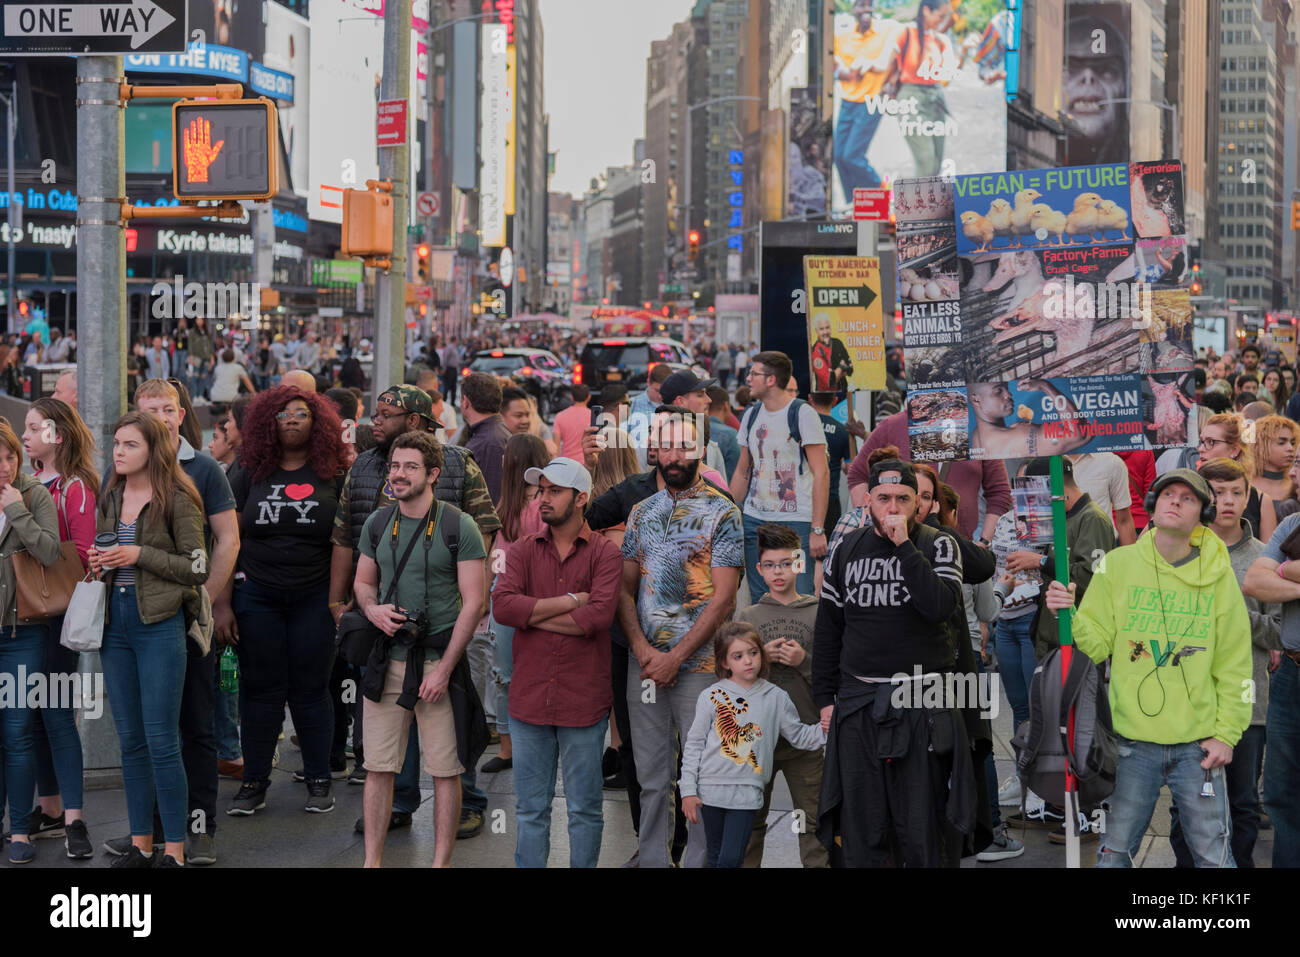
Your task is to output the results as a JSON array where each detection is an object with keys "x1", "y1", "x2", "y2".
[
  {"x1": 1045, "y1": 469, "x2": 1253, "y2": 868},
  {"x1": 731, "y1": 351, "x2": 830, "y2": 602},
  {"x1": 1164, "y1": 459, "x2": 1279, "y2": 867},
  {"x1": 736, "y1": 523, "x2": 826, "y2": 868}
]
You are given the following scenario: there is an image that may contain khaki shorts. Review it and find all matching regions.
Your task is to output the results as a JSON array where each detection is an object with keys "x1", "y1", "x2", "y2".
[{"x1": 362, "y1": 658, "x2": 464, "y2": 778}]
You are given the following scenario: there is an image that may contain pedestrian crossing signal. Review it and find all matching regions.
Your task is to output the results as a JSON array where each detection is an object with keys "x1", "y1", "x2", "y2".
[
  {"x1": 172, "y1": 99, "x2": 278, "y2": 201},
  {"x1": 1293, "y1": 201, "x2": 1300, "y2": 231}
]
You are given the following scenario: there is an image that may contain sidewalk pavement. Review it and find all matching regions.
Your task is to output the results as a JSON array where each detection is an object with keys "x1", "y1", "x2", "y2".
[{"x1": 3, "y1": 655, "x2": 1272, "y2": 868}]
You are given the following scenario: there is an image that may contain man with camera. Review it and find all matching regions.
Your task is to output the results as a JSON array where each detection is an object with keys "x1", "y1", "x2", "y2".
[{"x1": 354, "y1": 432, "x2": 486, "y2": 867}]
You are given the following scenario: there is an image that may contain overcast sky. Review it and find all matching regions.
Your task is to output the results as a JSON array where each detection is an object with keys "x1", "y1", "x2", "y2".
[{"x1": 541, "y1": 0, "x2": 697, "y2": 199}]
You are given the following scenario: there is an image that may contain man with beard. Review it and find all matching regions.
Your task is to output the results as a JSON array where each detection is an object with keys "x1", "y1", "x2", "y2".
[
  {"x1": 355, "y1": 432, "x2": 486, "y2": 867},
  {"x1": 330, "y1": 383, "x2": 501, "y2": 838},
  {"x1": 1064, "y1": 12, "x2": 1129, "y2": 166},
  {"x1": 813, "y1": 457, "x2": 973, "y2": 867},
  {"x1": 810, "y1": 314, "x2": 855, "y2": 394},
  {"x1": 492, "y1": 459, "x2": 623, "y2": 867},
  {"x1": 619, "y1": 407, "x2": 745, "y2": 868},
  {"x1": 968, "y1": 380, "x2": 1088, "y2": 459}
]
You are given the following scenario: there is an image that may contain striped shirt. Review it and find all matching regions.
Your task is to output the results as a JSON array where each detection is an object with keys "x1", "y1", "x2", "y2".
[{"x1": 115, "y1": 520, "x2": 138, "y2": 585}]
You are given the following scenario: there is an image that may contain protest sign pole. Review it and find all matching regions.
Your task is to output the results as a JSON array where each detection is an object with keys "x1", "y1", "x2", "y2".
[{"x1": 1051, "y1": 455, "x2": 1081, "y2": 868}]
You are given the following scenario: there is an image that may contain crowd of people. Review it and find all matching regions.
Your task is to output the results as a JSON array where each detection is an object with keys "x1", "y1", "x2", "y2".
[{"x1": 0, "y1": 329, "x2": 1297, "y2": 870}]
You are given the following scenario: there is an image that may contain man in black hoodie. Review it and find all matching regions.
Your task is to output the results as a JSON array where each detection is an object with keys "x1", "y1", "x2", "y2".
[{"x1": 814, "y1": 458, "x2": 976, "y2": 866}]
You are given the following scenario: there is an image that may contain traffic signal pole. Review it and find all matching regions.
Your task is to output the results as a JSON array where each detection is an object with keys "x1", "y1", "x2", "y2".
[
  {"x1": 374, "y1": 0, "x2": 411, "y2": 408},
  {"x1": 76, "y1": 56, "x2": 127, "y2": 479}
]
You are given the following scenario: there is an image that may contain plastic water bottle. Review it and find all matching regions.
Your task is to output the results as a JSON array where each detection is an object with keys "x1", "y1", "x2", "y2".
[{"x1": 219, "y1": 646, "x2": 239, "y2": 693}]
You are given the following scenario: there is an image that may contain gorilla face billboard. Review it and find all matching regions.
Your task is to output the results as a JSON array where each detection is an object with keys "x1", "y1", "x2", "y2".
[{"x1": 1064, "y1": 2, "x2": 1130, "y2": 166}]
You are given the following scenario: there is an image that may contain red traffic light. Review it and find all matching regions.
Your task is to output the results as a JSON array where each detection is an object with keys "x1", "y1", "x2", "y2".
[
  {"x1": 688, "y1": 230, "x2": 700, "y2": 243},
  {"x1": 417, "y1": 244, "x2": 430, "y2": 258}
]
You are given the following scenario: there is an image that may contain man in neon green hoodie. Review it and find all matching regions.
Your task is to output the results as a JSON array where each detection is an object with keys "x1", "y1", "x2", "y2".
[{"x1": 1045, "y1": 469, "x2": 1252, "y2": 868}]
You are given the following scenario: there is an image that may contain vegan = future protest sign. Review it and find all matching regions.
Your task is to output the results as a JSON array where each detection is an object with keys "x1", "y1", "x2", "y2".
[{"x1": 896, "y1": 161, "x2": 1193, "y2": 462}]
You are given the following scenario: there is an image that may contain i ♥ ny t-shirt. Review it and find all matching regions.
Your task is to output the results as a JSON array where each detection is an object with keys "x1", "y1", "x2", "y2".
[{"x1": 229, "y1": 464, "x2": 342, "y2": 589}]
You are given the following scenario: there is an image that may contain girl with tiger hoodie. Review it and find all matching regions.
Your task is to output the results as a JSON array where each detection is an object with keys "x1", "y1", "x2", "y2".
[{"x1": 680, "y1": 622, "x2": 826, "y2": 868}]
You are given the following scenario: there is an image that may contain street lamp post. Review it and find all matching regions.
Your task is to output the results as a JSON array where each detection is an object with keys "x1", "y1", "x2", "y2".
[{"x1": 1, "y1": 81, "x2": 15, "y2": 333}]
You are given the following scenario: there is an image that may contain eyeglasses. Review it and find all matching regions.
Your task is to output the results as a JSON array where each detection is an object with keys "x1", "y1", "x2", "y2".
[
  {"x1": 746, "y1": 368, "x2": 772, "y2": 380},
  {"x1": 759, "y1": 561, "x2": 795, "y2": 573},
  {"x1": 276, "y1": 411, "x2": 311, "y2": 423},
  {"x1": 387, "y1": 461, "x2": 427, "y2": 474},
  {"x1": 1198, "y1": 437, "x2": 1229, "y2": 450}
]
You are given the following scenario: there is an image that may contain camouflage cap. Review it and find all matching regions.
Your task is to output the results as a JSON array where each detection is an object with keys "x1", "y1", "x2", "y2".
[{"x1": 377, "y1": 384, "x2": 442, "y2": 429}]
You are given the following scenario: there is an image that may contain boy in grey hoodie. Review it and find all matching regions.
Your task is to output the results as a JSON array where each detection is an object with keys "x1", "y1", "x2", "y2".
[
  {"x1": 680, "y1": 620, "x2": 826, "y2": 868},
  {"x1": 735, "y1": 522, "x2": 826, "y2": 867}
]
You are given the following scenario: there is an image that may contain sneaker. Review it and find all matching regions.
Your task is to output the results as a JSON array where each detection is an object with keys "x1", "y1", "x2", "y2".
[
  {"x1": 997, "y1": 776, "x2": 1023, "y2": 807},
  {"x1": 601, "y1": 746, "x2": 620, "y2": 779},
  {"x1": 110, "y1": 846, "x2": 154, "y2": 868},
  {"x1": 480, "y1": 756, "x2": 512, "y2": 774},
  {"x1": 8, "y1": 840, "x2": 35, "y2": 864},
  {"x1": 305, "y1": 778, "x2": 335, "y2": 813},
  {"x1": 976, "y1": 823, "x2": 1025, "y2": 862},
  {"x1": 65, "y1": 820, "x2": 93, "y2": 860},
  {"x1": 227, "y1": 781, "x2": 269, "y2": 816},
  {"x1": 293, "y1": 756, "x2": 349, "y2": 781},
  {"x1": 30, "y1": 811, "x2": 66, "y2": 840},
  {"x1": 1048, "y1": 814, "x2": 1101, "y2": 845},
  {"x1": 103, "y1": 834, "x2": 160, "y2": 860},
  {"x1": 348, "y1": 764, "x2": 367, "y2": 786},
  {"x1": 1005, "y1": 803, "x2": 1065, "y2": 829},
  {"x1": 156, "y1": 855, "x2": 184, "y2": 868},
  {"x1": 457, "y1": 809, "x2": 484, "y2": 840},
  {"x1": 185, "y1": 832, "x2": 217, "y2": 865},
  {"x1": 603, "y1": 769, "x2": 628, "y2": 790},
  {"x1": 353, "y1": 811, "x2": 412, "y2": 834},
  {"x1": 272, "y1": 745, "x2": 280, "y2": 768}
]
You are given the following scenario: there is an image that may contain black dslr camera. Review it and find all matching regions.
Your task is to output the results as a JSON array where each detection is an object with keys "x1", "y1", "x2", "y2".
[{"x1": 394, "y1": 609, "x2": 429, "y2": 648}]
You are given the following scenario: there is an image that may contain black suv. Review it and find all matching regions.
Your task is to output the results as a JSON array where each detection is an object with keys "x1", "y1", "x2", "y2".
[
  {"x1": 575, "y1": 337, "x2": 695, "y2": 393},
  {"x1": 465, "y1": 348, "x2": 572, "y2": 418}
]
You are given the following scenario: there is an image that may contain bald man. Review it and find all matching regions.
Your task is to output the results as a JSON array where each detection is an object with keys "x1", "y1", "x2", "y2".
[
  {"x1": 281, "y1": 369, "x2": 317, "y2": 393},
  {"x1": 52, "y1": 369, "x2": 77, "y2": 409}
]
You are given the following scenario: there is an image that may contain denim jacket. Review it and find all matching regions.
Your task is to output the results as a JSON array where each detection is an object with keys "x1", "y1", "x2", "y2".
[
  {"x1": 98, "y1": 483, "x2": 210, "y2": 625},
  {"x1": 0, "y1": 473, "x2": 62, "y2": 628}
]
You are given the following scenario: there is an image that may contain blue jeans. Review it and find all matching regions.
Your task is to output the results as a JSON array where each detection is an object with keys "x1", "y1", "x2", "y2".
[
  {"x1": 173, "y1": 348, "x2": 189, "y2": 394},
  {"x1": 1263, "y1": 656, "x2": 1300, "y2": 867},
  {"x1": 214, "y1": 665, "x2": 241, "y2": 762},
  {"x1": 1171, "y1": 724, "x2": 1266, "y2": 868},
  {"x1": 833, "y1": 98, "x2": 884, "y2": 194},
  {"x1": 100, "y1": 587, "x2": 189, "y2": 843},
  {"x1": 511, "y1": 717, "x2": 605, "y2": 868},
  {"x1": 0, "y1": 624, "x2": 47, "y2": 835},
  {"x1": 994, "y1": 613, "x2": 1037, "y2": 741},
  {"x1": 1098, "y1": 736, "x2": 1234, "y2": 868},
  {"x1": 490, "y1": 607, "x2": 514, "y2": 735},
  {"x1": 232, "y1": 578, "x2": 334, "y2": 783},
  {"x1": 742, "y1": 513, "x2": 813, "y2": 603},
  {"x1": 701, "y1": 805, "x2": 757, "y2": 868},
  {"x1": 32, "y1": 616, "x2": 84, "y2": 810}
]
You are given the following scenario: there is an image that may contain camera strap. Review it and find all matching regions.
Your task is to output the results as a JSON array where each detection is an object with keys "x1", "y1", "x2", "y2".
[{"x1": 383, "y1": 501, "x2": 437, "y2": 610}]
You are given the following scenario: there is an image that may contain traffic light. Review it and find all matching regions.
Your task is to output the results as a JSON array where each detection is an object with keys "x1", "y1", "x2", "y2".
[
  {"x1": 414, "y1": 244, "x2": 431, "y2": 282},
  {"x1": 1293, "y1": 201, "x2": 1300, "y2": 231},
  {"x1": 172, "y1": 99, "x2": 278, "y2": 201},
  {"x1": 1189, "y1": 261, "x2": 1202, "y2": 296},
  {"x1": 341, "y1": 183, "x2": 394, "y2": 264},
  {"x1": 688, "y1": 229, "x2": 700, "y2": 260}
]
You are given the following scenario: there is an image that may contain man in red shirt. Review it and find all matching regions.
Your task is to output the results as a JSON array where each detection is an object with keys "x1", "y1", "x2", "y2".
[{"x1": 492, "y1": 457, "x2": 623, "y2": 867}]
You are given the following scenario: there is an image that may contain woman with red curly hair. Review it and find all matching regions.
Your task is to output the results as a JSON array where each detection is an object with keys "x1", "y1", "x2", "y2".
[{"x1": 222, "y1": 386, "x2": 347, "y2": 817}]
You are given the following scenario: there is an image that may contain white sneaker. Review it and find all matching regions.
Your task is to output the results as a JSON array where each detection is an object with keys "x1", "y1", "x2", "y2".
[{"x1": 997, "y1": 776, "x2": 1022, "y2": 806}]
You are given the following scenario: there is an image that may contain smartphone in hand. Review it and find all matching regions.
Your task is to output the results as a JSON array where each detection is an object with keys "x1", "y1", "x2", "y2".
[{"x1": 589, "y1": 404, "x2": 604, "y2": 429}]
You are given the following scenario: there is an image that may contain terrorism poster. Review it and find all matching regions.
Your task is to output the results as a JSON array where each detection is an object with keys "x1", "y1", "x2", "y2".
[
  {"x1": 1064, "y1": 1, "x2": 1131, "y2": 167},
  {"x1": 828, "y1": 0, "x2": 1008, "y2": 219},
  {"x1": 803, "y1": 256, "x2": 887, "y2": 392},
  {"x1": 898, "y1": 161, "x2": 1192, "y2": 461}
]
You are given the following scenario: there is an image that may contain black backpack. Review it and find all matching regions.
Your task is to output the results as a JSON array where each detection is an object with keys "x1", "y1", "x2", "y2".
[
  {"x1": 1011, "y1": 645, "x2": 1118, "y2": 809},
  {"x1": 740, "y1": 397, "x2": 811, "y2": 475}
]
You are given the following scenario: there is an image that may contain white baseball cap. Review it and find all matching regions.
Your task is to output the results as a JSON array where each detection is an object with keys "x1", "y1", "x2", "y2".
[{"x1": 524, "y1": 457, "x2": 592, "y2": 495}]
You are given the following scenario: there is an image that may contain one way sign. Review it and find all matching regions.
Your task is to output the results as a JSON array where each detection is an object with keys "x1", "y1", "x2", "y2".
[{"x1": 1, "y1": 0, "x2": 187, "y2": 55}]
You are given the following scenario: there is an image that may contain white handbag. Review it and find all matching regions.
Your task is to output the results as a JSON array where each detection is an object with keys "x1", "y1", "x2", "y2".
[{"x1": 60, "y1": 573, "x2": 107, "y2": 653}]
